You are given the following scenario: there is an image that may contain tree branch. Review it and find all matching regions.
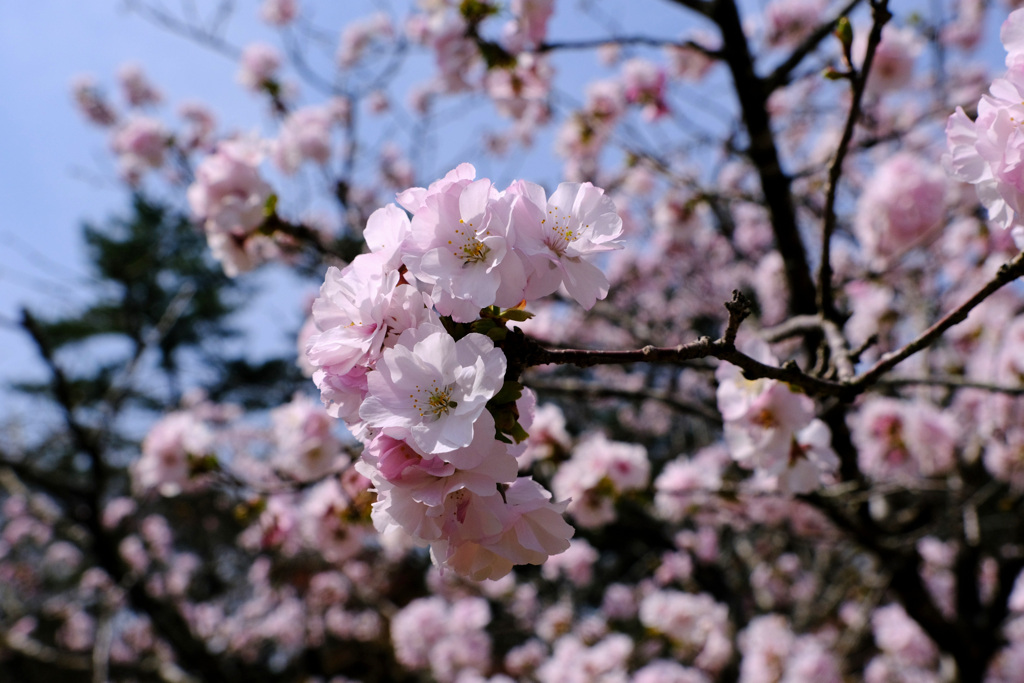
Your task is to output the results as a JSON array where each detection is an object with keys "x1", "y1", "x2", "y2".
[
  {"x1": 764, "y1": 0, "x2": 864, "y2": 93},
  {"x1": 817, "y1": 0, "x2": 892, "y2": 320},
  {"x1": 708, "y1": 0, "x2": 818, "y2": 316},
  {"x1": 851, "y1": 250, "x2": 1024, "y2": 391}
]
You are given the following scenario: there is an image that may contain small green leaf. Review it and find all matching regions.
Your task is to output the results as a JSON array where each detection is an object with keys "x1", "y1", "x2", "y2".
[
  {"x1": 508, "y1": 422, "x2": 530, "y2": 444},
  {"x1": 834, "y1": 16, "x2": 852, "y2": 51},
  {"x1": 501, "y1": 308, "x2": 535, "y2": 322},
  {"x1": 490, "y1": 381, "x2": 523, "y2": 405},
  {"x1": 823, "y1": 66, "x2": 844, "y2": 81},
  {"x1": 472, "y1": 319, "x2": 497, "y2": 334}
]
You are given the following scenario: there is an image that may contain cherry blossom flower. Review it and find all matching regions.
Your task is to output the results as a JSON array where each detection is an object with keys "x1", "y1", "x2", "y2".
[
  {"x1": 508, "y1": 179, "x2": 624, "y2": 309},
  {"x1": 116, "y1": 63, "x2": 162, "y2": 107},
  {"x1": 186, "y1": 137, "x2": 273, "y2": 275},
  {"x1": 510, "y1": 0, "x2": 555, "y2": 47},
  {"x1": 178, "y1": 101, "x2": 216, "y2": 150},
  {"x1": 717, "y1": 340, "x2": 837, "y2": 492},
  {"x1": 270, "y1": 393, "x2": 344, "y2": 480},
  {"x1": 946, "y1": 9, "x2": 1024, "y2": 247},
  {"x1": 359, "y1": 323, "x2": 506, "y2": 455},
  {"x1": 272, "y1": 105, "x2": 335, "y2": 174},
  {"x1": 854, "y1": 152, "x2": 948, "y2": 263},
  {"x1": 260, "y1": 0, "x2": 297, "y2": 26},
  {"x1": 110, "y1": 116, "x2": 167, "y2": 183},
  {"x1": 237, "y1": 43, "x2": 282, "y2": 91},
  {"x1": 763, "y1": 0, "x2": 826, "y2": 48},
  {"x1": 852, "y1": 398, "x2": 958, "y2": 481},
  {"x1": 133, "y1": 411, "x2": 213, "y2": 496},
  {"x1": 401, "y1": 177, "x2": 526, "y2": 321},
  {"x1": 71, "y1": 74, "x2": 117, "y2": 126},
  {"x1": 857, "y1": 24, "x2": 922, "y2": 95},
  {"x1": 338, "y1": 13, "x2": 394, "y2": 69}
]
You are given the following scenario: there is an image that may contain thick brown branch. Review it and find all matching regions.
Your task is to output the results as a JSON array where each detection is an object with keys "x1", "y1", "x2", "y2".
[{"x1": 708, "y1": 0, "x2": 818, "y2": 316}]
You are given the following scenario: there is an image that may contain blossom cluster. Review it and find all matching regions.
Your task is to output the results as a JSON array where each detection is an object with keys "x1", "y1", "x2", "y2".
[
  {"x1": 304, "y1": 163, "x2": 624, "y2": 579},
  {"x1": 716, "y1": 340, "x2": 839, "y2": 494},
  {"x1": 947, "y1": 8, "x2": 1024, "y2": 248},
  {"x1": 186, "y1": 137, "x2": 278, "y2": 276}
]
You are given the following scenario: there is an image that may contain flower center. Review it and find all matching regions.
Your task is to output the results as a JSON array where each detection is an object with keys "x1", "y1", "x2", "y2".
[
  {"x1": 541, "y1": 205, "x2": 588, "y2": 256},
  {"x1": 460, "y1": 238, "x2": 490, "y2": 264},
  {"x1": 412, "y1": 380, "x2": 458, "y2": 421},
  {"x1": 449, "y1": 219, "x2": 491, "y2": 266}
]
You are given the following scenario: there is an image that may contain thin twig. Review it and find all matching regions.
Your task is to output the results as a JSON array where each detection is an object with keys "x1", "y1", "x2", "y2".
[
  {"x1": 852, "y1": 250, "x2": 1024, "y2": 391},
  {"x1": 525, "y1": 376, "x2": 722, "y2": 423},
  {"x1": 764, "y1": 0, "x2": 864, "y2": 93},
  {"x1": 817, "y1": 0, "x2": 892, "y2": 320},
  {"x1": 876, "y1": 376, "x2": 1024, "y2": 395},
  {"x1": 538, "y1": 36, "x2": 718, "y2": 57}
]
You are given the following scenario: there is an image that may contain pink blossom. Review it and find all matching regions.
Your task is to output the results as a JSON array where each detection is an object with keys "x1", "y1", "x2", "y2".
[
  {"x1": 552, "y1": 433, "x2": 649, "y2": 527},
  {"x1": 633, "y1": 660, "x2": 711, "y2": 683},
  {"x1": 536, "y1": 633, "x2": 632, "y2": 683},
  {"x1": 57, "y1": 610, "x2": 95, "y2": 652},
  {"x1": 270, "y1": 393, "x2": 344, "y2": 480},
  {"x1": 507, "y1": 179, "x2": 625, "y2": 309},
  {"x1": 519, "y1": 401, "x2": 571, "y2": 467},
  {"x1": 116, "y1": 63, "x2": 162, "y2": 107},
  {"x1": 178, "y1": 101, "x2": 216, "y2": 150},
  {"x1": 395, "y1": 162, "x2": 477, "y2": 215},
  {"x1": 301, "y1": 479, "x2": 367, "y2": 563},
  {"x1": 665, "y1": 31, "x2": 718, "y2": 81},
  {"x1": 102, "y1": 497, "x2": 137, "y2": 530},
  {"x1": 237, "y1": 43, "x2": 282, "y2": 91},
  {"x1": 541, "y1": 538, "x2": 598, "y2": 585},
  {"x1": 402, "y1": 177, "x2": 526, "y2": 320},
  {"x1": 857, "y1": 25, "x2": 922, "y2": 95},
  {"x1": 186, "y1": 138, "x2": 273, "y2": 274},
  {"x1": 484, "y1": 53, "x2": 554, "y2": 122},
  {"x1": 431, "y1": 477, "x2": 573, "y2": 580},
  {"x1": 391, "y1": 596, "x2": 492, "y2": 681},
  {"x1": 946, "y1": 12, "x2": 1024, "y2": 246},
  {"x1": 738, "y1": 614, "x2": 794, "y2": 683},
  {"x1": 653, "y1": 447, "x2": 727, "y2": 522},
  {"x1": 260, "y1": 0, "x2": 297, "y2": 26},
  {"x1": 360, "y1": 324, "x2": 506, "y2": 455},
  {"x1": 854, "y1": 152, "x2": 948, "y2": 263},
  {"x1": 621, "y1": 58, "x2": 669, "y2": 120},
  {"x1": 872, "y1": 603, "x2": 938, "y2": 668},
  {"x1": 638, "y1": 590, "x2": 733, "y2": 672},
  {"x1": 358, "y1": 413, "x2": 519, "y2": 546},
  {"x1": 133, "y1": 411, "x2": 212, "y2": 496},
  {"x1": 510, "y1": 0, "x2": 555, "y2": 47},
  {"x1": 338, "y1": 13, "x2": 394, "y2": 69},
  {"x1": 941, "y1": 0, "x2": 985, "y2": 50},
  {"x1": 852, "y1": 398, "x2": 958, "y2": 481},
  {"x1": 379, "y1": 143, "x2": 415, "y2": 189},
  {"x1": 306, "y1": 253, "x2": 430, "y2": 403},
  {"x1": 71, "y1": 74, "x2": 117, "y2": 126},
  {"x1": 272, "y1": 105, "x2": 335, "y2": 174},
  {"x1": 763, "y1": 0, "x2": 826, "y2": 48},
  {"x1": 984, "y1": 426, "x2": 1024, "y2": 489},
  {"x1": 717, "y1": 341, "x2": 836, "y2": 491},
  {"x1": 110, "y1": 116, "x2": 167, "y2": 182}
]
